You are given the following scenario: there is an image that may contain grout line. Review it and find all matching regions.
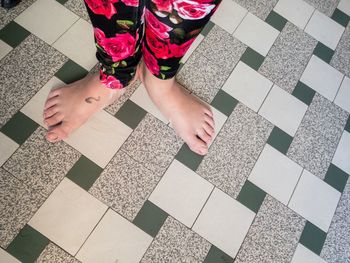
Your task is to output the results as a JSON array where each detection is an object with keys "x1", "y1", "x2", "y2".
[{"x1": 190, "y1": 186, "x2": 215, "y2": 229}]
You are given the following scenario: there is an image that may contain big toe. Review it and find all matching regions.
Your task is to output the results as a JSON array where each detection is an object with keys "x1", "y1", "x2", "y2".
[
  {"x1": 187, "y1": 135, "x2": 208, "y2": 155},
  {"x1": 46, "y1": 124, "x2": 69, "y2": 143}
]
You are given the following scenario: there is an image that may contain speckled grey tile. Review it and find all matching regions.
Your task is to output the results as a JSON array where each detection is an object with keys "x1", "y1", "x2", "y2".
[
  {"x1": 0, "y1": 98, "x2": 17, "y2": 128},
  {"x1": 321, "y1": 180, "x2": 350, "y2": 262},
  {"x1": 35, "y1": 242, "x2": 81, "y2": 263},
  {"x1": 0, "y1": 0, "x2": 36, "y2": 30},
  {"x1": 233, "y1": 0, "x2": 278, "y2": 20},
  {"x1": 0, "y1": 168, "x2": 46, "y2": 248},
  {"x1": 0, "y1": 35, "x2": 67, "y2": 120},
  {"x1": 3, "y1": 127, "x2": 80, "y2": 197},
  {"x1": 89, "y1": 150, "x2": 162, "y2": 221},
  {"x1": 64, "y1": 0, "x2": 90, "y2": 22},
  {"x1": 141, "y1": 216, "x2": 211, "y2": 263},
  {"x1": 195, "y1": 25, "x2": 246, "y2": 71},
  {"x1": 236, "y1": 195, "x2": 306, "y2": 263},
  {"x1": 177, "y1": 51, "x2": 230, "y2": 103},
  {"x1": 331, "y1": 24, "x2": 350, "y2": 77},
  {"x1": 121, "y1": 114, "x2": 182, "y2": 174},
  {"x1": 235, "y1": 237, "x2": 276, "y2": 263},
  {"x1": 304, "y1": 0, "x2": 340, "y2": 16},
  {"x1": 196, "y1": 103, "x2": 273, "y2": 198},
  {"x1": 259, "y1": 22, "x2": 317, "y2": 93}
]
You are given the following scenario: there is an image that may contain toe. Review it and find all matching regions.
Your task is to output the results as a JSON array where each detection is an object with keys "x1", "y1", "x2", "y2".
[
  {"x1": 187, "y1": 136, "x2": 208, "y2": 155},
  {"x1": 204, "y1": 115, "x2": 215, "y2": 129},
  {"x1": 203, "y1": 122, "x2": 215, "y2": 137},
  {"x1": 47, "y1": 88, "x2": 61, "y2": 99},
  {"x1": 197, "y1": 129, "x2": 212, "y2": 144},
  {"x1": 44, "y1": 97, "x2": 60, "y2": 110},
  {"x1": 45, "y1": 112, "x2": 64, "y2": 126},
  {"x1": 46, "y1": 124, "x2": 69, "y2": 143},
  {"x1": 44, "y1": 106, "x2": 60, "y2": 119},
  {"x1": 203, "y1": 107, "x2": 213, "y2": 118}
]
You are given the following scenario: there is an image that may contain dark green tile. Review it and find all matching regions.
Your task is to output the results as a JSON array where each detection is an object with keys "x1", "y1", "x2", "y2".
[
  {"x1": 237, "y1": 180, "x2": 266, "y2": 213},
  {"x1": 324, "y1": 163, "x2": 349, "y2": 193},
  {"x1": 267, "y1": 126, "x2": 293, "y2": 154},
  {"x1": 210, "y1": 89, "x2": 238, "y2": 116},
  {"x1": 0, "y1": 21, "x2": 30, "y2": 48},
  {"x1": 201, "y1": 20, "x2": 215, "y2": 36},
  {"x1": 175, "y1": 143, "x2": 204, "y2": 171},
  {"x1": 292, "y1": 81, "x2": 315, "y2": 106},
  {"x1": 66, "y1": 155, "x2": 103, "y2": 191},
  {"x1": 133, "y1": 200, "x2": 168, "y2": 237},
  {"x1": 345, "y1": 115, "x2": 350, "y2": 133},
  {"x1": 265, "y1": 10, "x2": 288, "y2": 31},
  {"x1": 331, "y1": 8, "x2": 350, "y2": 27},
  {"x1": 1, "y1": 112, "x2": 38, "y2": 145},
  {"x1": 56, "y1": 0, "x2": 69, "y2": 4},
  {"x1": 115, "y1": 100, "x2": 147, "y2": 129},
  {"x1": 313, "y1": 42, "x2": 334, "y2": 63},
  {"x1": 6, "y1": 224, "x2": 49, "y2": 263},
  {"x1": 299, "y1": 221, "x2": 327, "y2": 255},
  {"x1": 240, "y1": 47, "x2": 265, "y2": 71},
  {"x1": 203, "y1": 245, "x2": 234, "y2": 263},
  {"x1": 55, "y1": 59, "x2": 88, "y2": 84}
]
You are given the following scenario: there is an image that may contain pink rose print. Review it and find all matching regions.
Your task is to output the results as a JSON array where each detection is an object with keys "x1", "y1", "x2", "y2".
[
  {"x1": 120, "y1": 0, "x2": 138, "y2": 7},
  {"x1": 173, "y1": 0, "x2": 215, "y2": 20},
  {"x1": 100, "y1": 70, "x2": 124, "y2": 89},
  {"x1": 85, "y1": 0, "x2": 119, "y2": 19},
  {"x1": 99, "y1": 33, "x2": 136, "y2": 62},
  {"x1": 170, "y1": 37, "x2": 195, "y2": 57},
  {"x1": 145, "y1": 9, "x2": 173, "y2": 39},
  {"x1": 93, "y1": 27, "x2": 106, "y2": 44},
  {"x1": 151, "y1": 0, "x2": 173, "y2": 13},
  {"x1": 142, "y1": 44, "x2": 160, "y2": 75},
  {"x1": 145, "y1": 28, "x2": 172, "y2": 59}
]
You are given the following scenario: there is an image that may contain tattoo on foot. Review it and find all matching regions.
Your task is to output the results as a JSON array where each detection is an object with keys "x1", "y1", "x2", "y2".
[{"x1": 85, "y1": 96, "x2": 101, "y2": 104}]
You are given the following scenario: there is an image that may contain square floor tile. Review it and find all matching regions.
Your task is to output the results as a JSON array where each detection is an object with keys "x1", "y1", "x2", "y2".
[
  {"x1": 313, "y1": 42, "x2": 335, "y2": 63},
  {"x1": 0, "y1": 40, "x2": 12, "y2": 60},
  {"x1": 76, "y1": 209, "x2": 152, "y2": 263},
  {"x1": 0, "y1": 248, "x2": 20, "y2": 263},
  {"x1": 332, "y1": 131, "x2": 350, "y2": 174},
  {"x1": 0, "y1": 21, "x2": 30, "y2": 48},
  {"x1": 210, "y1": 0, "x2": 247, "y2": 34},
  {"x1": 338, "y1": 0, "x2": 350, "y2": 16},
  {"x1": 300, "y1": 55, "x2": 344, "y2": 101},
  {"x1": 291, "y1": 244, "x2": 327, "y2": 263},
  {"x1": 53, "y1": 18, "x2": 97, "y2": 70},
  {"x1": 324, "y1": 163, "x2": 349, "y2": 193},
  {"x1": 267, "y1": 126, "x2": 293, "y2": 154},
  {"x1": 265, "y1": 10, "x2": 288, "y2": 31},
  {"x1": 233, "y1": 13, "x2": 279, "y2": 56},
  {"x1": 334, "y1": 76, "x2": 350, "y2": 113},
  {"x1": 248, "y1": 144, "x2": 303, "y2": 205},
  {"x1": 28, "y1": 178, "x2": 107, "y2": 255},
  {"x1": 35, "y1": 242, "x2": 80, "y2": 263},
  {"x1": 149, "y1": 160, "x2": 213, "y2": 227},
  {"x1": 289, "y1": 170, "x2": 341, "y2": 232},
  {"x1": 192, "y1": 188, "x2": 255, "y2": 258},
  {"x1": 259, "y1": 85, "x2": 308, "y2": 136},
  {"x1": 222, "y1": 61, "x2": 273, "y2": 112},
  {"x1": 332, "y1": 8, "x2": 350, "y2": 27},
  {"x1": 14, "y1": 0, "x2": 78, "y2": 44},
  {"x1": 274, "y1": 0, "x2": 315, "y2": 29},
  {"x1": 305, "y1": 10, "x2": 345, "y2": 50},
  {"x1": 299, "y1": 221, "x2": 327, "y2": 255},
  {"x1": 0, "y1": 132, "x2": 18, "y2": 166}
]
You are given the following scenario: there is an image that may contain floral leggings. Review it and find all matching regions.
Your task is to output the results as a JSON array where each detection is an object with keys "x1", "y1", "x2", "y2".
[{"x1": 83, "y1": 0, "x2": 221, "y2": 89}]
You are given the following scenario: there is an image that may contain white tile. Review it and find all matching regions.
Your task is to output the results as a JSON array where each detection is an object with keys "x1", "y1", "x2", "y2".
[
  {"x1": 192, "y1": 188, "x2": 255, "y2": 258},
  {"x1": 291, "y1": 244, "x2": 327, "y2": 263},
  {"x1": 288, "y1": 170, "x2": 341, "y2": 232},
  {"x1": 0, "y1": 40, "x2": 12, "y2": 60},
  {"x1": 248, "y1": 144, "x2": 303, "y2": 205},
  {"x1": 209, "y1": 106, "x2": 227, "y2": 147},
  {"x1": 53, "y1": 18, "x2": 97, "y2": 70},
  {"x1": 149, "y1": 160, "x2": 214, "y2": 227},
  {"x1": 0, "y1": 132, "x2": 18, "y2": 166},
  {"x1": 28, "y1": 178, "x2": 107, "y2": 255},
  {"x1": 14, "y1": 0, "x2": 78, "y2": 44},
  {"x1": 301, "y1": 55, "x2": 344, "y2": 101},
  {"x1": 130, "y1": 83, "x2": 168, "y2": 124},
  {"x1": 338, "y1": 0, "x2": 350, "y2": 16},
  {"x1": 76, "y1": 209, "x2": 152, "y2": 263},
  {"x1": 65, "y1": 110, "x2": 132, "y2": 168},
  {"x1": 305, "y1": 10, "x2": 345, "y2": 50},
  {"x1": 332, "y1": 131, "x2": 350, "y2": 175},
  {"x1": 334, "y1": 76, "x2": 350, "y2": 113},
  {"x1": 274, "y1": 0, "x2": 315, "y2": 29},
  {"x1": 233, "y1": 13, "x2": 279, "y2": 56},
  {"x1": 181, "y1": 34, "x2": 204, "y2": 63},
  {"x1": 222, "y1": 61, "x2": 273, "y2": 112},
  {"x1": 211, "y1": 0, "x2": 247, "y2": 34},
  {"x1": 259, "y1": 85, "x2": 308, "y2": 136},
  {"x1": 0, "y1": 248, "x2": 21, "y2": 263}
]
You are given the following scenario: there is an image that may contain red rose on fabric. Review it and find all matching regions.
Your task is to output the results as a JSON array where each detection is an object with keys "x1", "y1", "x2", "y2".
[
  {"x1": 93, "y1": 27, "x2": 106, "y2": 44},
  {"x1": 120, "y1": 0, "x2": 138, "y2": 7},
  {"x1": 170, "y1": 37, "x2": 195, "y2": 57},
  {"x1": 85, "y1": 0, "x2": 119, "y2": 19},
  {"x1": 99, "y1": 33, "x2": 136, "y2": 62},
  {"x1": 145, "y1": 28, "x2": 172, "y2": 59},
  {"x1": 173, "y1": 0, "x2": 215, "y2": 20},
  {"x1": 100, "y1": 70, "x2": 124, "y2": 89},
  {"x1": 145, "y1": 9, "x2": 173, "y2": 38},
  {"x1": 151, "y1": 0, "x2": 173, "y2": 13},
  {"x1": 142, "y1": 44, "x2": 160, "y2": 75}
]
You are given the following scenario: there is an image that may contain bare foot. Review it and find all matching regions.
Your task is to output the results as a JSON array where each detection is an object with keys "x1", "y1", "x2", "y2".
[
  {"x1": 140, "y1": 62, "x2": 215, "y2": 155},
  {"x1": 43, "y1": 71, "x2": 135, "y2": 142}
]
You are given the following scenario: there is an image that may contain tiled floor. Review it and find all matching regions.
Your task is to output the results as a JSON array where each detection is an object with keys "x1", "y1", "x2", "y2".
[{"x1": 0, "y1": 0, "x2": 350, "y2": 262}]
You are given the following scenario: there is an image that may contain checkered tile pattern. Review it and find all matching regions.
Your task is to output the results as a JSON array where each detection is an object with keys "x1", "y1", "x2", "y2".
[{"x1": 1, "y1": 0, "x2": 350, "y2": 262}]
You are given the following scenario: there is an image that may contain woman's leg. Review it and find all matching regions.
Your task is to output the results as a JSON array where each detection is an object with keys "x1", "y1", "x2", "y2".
[
  {"x1": 141, "y1": 0, "x2": 221, "y2": 155},
  {"x1": 43, "y1": 0, "x2": 144, "y2": 142}
]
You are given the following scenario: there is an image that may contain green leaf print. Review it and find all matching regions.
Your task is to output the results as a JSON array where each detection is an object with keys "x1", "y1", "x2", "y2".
[
  {"x1": 120, "y1": 61, "x2": 127, "y2": 67},
  {"x1": 111, "y1": 62, "x2": 120, "y2": 68},
  {"x1": 117, "y1": 20, "x2": 134, "y2": 29},
  {"x1": 160, "y1": 73, "x2": 166, "y2": 79},
  {"x1": 160, "y1": 66, "x2": 171, "y2": 71}
]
